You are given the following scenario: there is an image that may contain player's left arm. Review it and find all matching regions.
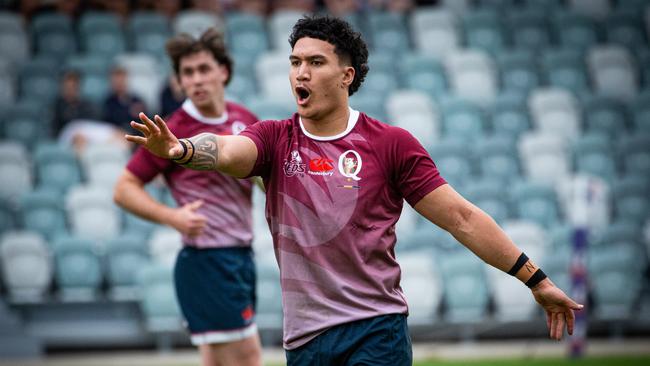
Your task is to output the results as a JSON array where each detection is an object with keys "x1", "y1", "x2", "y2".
[{"x1": 414, "y1": 184, "x2": 584, "y2": 340}]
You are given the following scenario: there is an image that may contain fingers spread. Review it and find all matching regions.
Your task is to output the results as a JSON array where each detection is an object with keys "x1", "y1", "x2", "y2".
[
  {"x1": 549, "y1": 311, "x2": 557, "y2": 339},
  {"x1": 125, "y1": 135, "x2": 147, "y2": 145},
  {"x1": 154, "y1": 115, "x2": 171, "y2": 134},
  {"x1": 555, "y1": 312, "x2": 565, "y2": 341},
  {"x1": 139, "y1": 112, "x2": 160, "y2": 135},
  {"x1": 130, "y1": 121, "x2": 150, "y2": 135},
  {"x1": 566, "y1": 309, "x2": 576, "y2": 335},
  {"x1": 546, "y1": 311, "x2": 552, "y2": 332}
]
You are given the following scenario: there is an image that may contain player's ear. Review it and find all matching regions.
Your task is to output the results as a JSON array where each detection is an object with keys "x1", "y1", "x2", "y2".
[{"x1": 342, "y1": 66, "x2": 355, "y2": 88}]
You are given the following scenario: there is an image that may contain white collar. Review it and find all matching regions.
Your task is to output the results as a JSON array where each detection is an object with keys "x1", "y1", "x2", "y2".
[
  {"x1": 299, "y1": 107, "x2": 360, "y2": 141},
  {"x1": 182, "y1": 99, "x2": 228, "y2": 125}
]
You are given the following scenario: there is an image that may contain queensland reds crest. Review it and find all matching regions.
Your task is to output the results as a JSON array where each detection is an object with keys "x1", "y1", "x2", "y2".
[
  {"x1": 283, "y1": 150, "x2": 306, "y2": 177},
  {"x1": 338, "y1": 150, "x2": 362, "y2": 181},
  {"x1": 231, "y1": 121, "x2": 246, "y2": 135}
]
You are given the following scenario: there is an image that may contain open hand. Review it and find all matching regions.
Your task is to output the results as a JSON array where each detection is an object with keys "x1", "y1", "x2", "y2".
[
  {"x1": 531, "y1": 279, "x2": 584, "y2": 341},
  {"x1": 125, "y1": 112, "x2": 184, "y2": 159}
]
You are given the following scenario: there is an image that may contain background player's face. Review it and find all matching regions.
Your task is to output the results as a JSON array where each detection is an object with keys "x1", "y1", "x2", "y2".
[
  {"x1": 290, "y1": 37, "x2": 354, "y2": 120},
  {"x1": 177, "y1": 50, "x2": 229, "y2": 109}
]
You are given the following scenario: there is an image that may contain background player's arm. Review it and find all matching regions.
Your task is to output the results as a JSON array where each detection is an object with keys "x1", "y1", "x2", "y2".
[
  {"x1": 125, "y1": 112, "x2": 258, "y2": 178},
  {"x1": 113, "y1": 170, "x2": 206, "y2": 237},
  {"x1": 414, "y1": 184, "x2": 583, "y2": 340}
]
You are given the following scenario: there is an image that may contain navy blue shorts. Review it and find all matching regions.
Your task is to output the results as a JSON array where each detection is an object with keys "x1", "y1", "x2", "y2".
[
  {"x1": 286, "y1": 314, "x2": 412, "y2": 366},
  {"x1": 174, "y1": 246, "x2": 257, "y2": 345}
]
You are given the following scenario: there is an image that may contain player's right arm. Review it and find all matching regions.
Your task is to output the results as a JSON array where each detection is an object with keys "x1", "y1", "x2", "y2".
[
  {"x1": 113, "y1": 169, "x2": 206, "y2": 237},
  {"x1": 125, "y1": 112, "x2": 258, "y2": 178}
]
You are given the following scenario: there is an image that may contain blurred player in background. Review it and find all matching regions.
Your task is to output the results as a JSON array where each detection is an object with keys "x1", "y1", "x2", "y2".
[
  {"x1": 125, "y1": 16, "x2": 583, "y2": 366},
  {"x1": 113, "y1": 28, "x2": 262, "y2": 366}
]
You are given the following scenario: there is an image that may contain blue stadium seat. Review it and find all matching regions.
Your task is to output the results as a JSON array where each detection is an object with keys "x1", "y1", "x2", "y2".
[
  {"x1": 582, "y1": 95, "x2": 629, "y2": 139},
  {"x1": 542, "y1": 48, "x2": 589, "y2": 95},
  {"x1": 128, "y1": 12, "x2": 171, "y2": 59},
  {"x1": 0, "y1": 58, "x2": 16, "y2": 106},
  {"x1": 552, "y1": 12, "x2": 599, "y2": 50},
  {"x1": 354, "y1": 69, "x2": 398, "y2": 101},
  {"x1": 475, "y1": 136, "x2": 520, "y2": 182},
  {"x1": 399, "y1": 251, "x2": 441, "y2": 325},
  {"x1": 490, "y1": 92, "x2": 531, "y2": 139},
  {"x1": 631, "y1": 91, "x2": 650, "y2": 133},
  {"x1": 78, "y1": 12, "x2": 126, "y2": 58},
  {"x1": 0, "y1": 142, "x2": 32, "y2": 205},
  {"x1": 612, "y1": 175, "x2": 649, "y2": 224},
  {"x1": 52, "y1": 236, "x2": 102, "y2": 301},
  {"x1": 368, "y1": 11, "x2": 410, "y2": 54},
  {"x1": 462, "y1": 8, "x2": 506, "y2": 55},
  {"x1": 247, "y1": 98, "x2": 294, "y2": 121},
  {"x1": 399, "y1": 53, "x2": 448, "y2": 98},
  {"x1": 34, "y1": 142, "x2": 81, "y2": 194},
  {"x1": 446, "y1": 49, "x2": 497, "y2": 107},
  {"x1": 507, "y1": 10, "x2": 551, "y2": 50},
  {"x1": 437, "y1": 250, "x2": 489, "y2": 323},
  {"x1": 106, "y1": 234, "x2": 150, "y2": 300},
  {"x1": 529, "y1": 88, "x2": 581, "y2": 140},
  {"x1": 18, "y1": 58, "x2": 60, "y2": 103},
  {"x1": 605, "y1": 10, "x2": 646, "y2": 50},
  {"x1": 2, "y1": 100, "x2": 50, "y2": 149},
  {"x1": 65, "y1": 185, "x2": 121, "y2": 242},
  {"x1": 0, "y1": 231, "x2": 52, "y2": 302},
  {"x1": 30, "y1": 12, "x2": 76, "y2": 60},
  {"x1": 255, "y1": 256, "x2": 282, "y2": 330},
  {"x1": 349, "y1": 92, "x2": 388, "y2": 122},
  {"x1": 227, "y1": 70, "x2": 256, "y2": 103},
  {"x1": 588, "y1": 45, "x2": 639, "y2": 102},
  {"x1": 173, "y1": 10, "x2": 222, "y2": 39},
  {"x1": 19, "y1": 189, "x2": 68, "y2": 239},
  {"x1": 386, "y1": 90, "x2": 439, "y2": 146},
  {"x1": 0, "y1": 198, "x2": 16, "y2": 234},
  {"x1": 427, "y1": 139, "x2": 473, "y2": 187},
  {"x1": 463, "y1": 178, "x2": 511, "y2": 224},
  {"x1": 410, "y1": 7, "x2": 459, "y2": 58},
  {"x1": 136, "y1": 263, "x2": 183, "y2": 332},
  {"x1": 511, "y1": 181, "x2": 560, "y2": 228},
  {"x1": 440, "y1": 97, "x2": 486, "y2": 143},
  {"x1": 617, "y1": 134, "x2": 650, "y2": 176},
  {"x1": 572, "y1": 133, "x2": 618, "y2": 184},
  {"x1": 226, "y1": 12, "x2": 268, "y2": 59},
  {"x1": 0, "y1": 11, "x2": 29, "y2": 65},
  {"x1": 497, "y1": 49, "x2": 540, "y2": 94},
  {"x1": 65, "y1": 55, "x2": 111, "y2": 104}
]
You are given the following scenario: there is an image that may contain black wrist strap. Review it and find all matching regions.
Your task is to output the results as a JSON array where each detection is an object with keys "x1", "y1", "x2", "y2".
[
  {"x1": 525, "y1": 269, "x2": 547, "y2": 288},
  {"x1": 508, "y1": 252, "x2": 529, "y2": 276}
]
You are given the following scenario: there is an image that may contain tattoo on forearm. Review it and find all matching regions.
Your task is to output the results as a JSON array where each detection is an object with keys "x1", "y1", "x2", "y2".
[{"x1": 182, "y1": 133, "x2": 219, "y2": 170}]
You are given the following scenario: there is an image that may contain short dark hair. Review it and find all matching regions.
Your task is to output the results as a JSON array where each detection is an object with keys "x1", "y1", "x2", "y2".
[
  {"x1": 288, "y1": 15, "x2": 369, "y2": 96},
  {"x1": 166, "y1": 27, "x2": 233, "y2": 85}
]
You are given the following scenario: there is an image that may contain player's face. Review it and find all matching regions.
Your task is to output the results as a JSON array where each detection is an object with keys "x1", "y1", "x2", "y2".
[
  {"x1": 178, "y1": 50, "x2": 228, "y2": 109},
  {"x1": 290, "y1": 37, "x2": 354, "y2": 120}
]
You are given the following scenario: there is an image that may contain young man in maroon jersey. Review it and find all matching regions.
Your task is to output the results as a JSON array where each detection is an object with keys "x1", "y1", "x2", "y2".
[
  {"x1": 113, "y1": 29, "x2": 262, "y2": 366},
  {"x1": 125, "y1": 16, "x2": 583, "y2": 366}
]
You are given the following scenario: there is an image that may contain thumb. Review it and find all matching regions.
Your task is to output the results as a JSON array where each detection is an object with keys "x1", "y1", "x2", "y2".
[{"x1": 187, "y1": 199, "x2": 204, "y2": 211}]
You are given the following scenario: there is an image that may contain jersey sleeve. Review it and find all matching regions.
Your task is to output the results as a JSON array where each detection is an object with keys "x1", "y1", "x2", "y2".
[
  {"x1": 126, "y1": 146, "x2": 173, "y2": 183},
  {"x1": 390, "y1": 127, "x2": 447, "y2": 206},
  {"x1": 239, "y1": 120, "x2": 283, "y2": 179}
]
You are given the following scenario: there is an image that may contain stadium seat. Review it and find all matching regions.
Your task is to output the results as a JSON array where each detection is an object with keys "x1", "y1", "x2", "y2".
[
  {"x1": 617, "y1": 134, "x2": 650, "y2": 176},
  {"x1": 542, "y1": 48, "x2": 590, "y2": 95},
  {"x1": 114, "y1": 53, "x2": 164, "y2": 113},
  {"x1": 475, "y1": 136, "x2": 520, "y2": 182},
  {"x1": 368, "y1": 52, "x2": 397, "y2": 75},
  {"x1": 226, "y1": 13, "x2": 269, "y2": 59},
  {"x1": 349, "y1": 92, "x2": 388, "y2": 122},
  {"x1": 518, "y1": 132, "x2": 571, "y2": 187},
  {"x1": 65, "y1": 185, "x2": 121, "y2": 242},
  {"x1": 106, "y1": 234, "x2": 150, "y2": 300},
  {"x1": 148, "y1": 227, "x2": 182, "y2": 266},
  {"x1": 65, "y1": 55, "x2": 111, "y2": 103},
  {"x1": 463, "y1": 178, "x2": 511, "y2": 224},
  {"x1": 572, "y1": 133, "x2": 618, "y2": 184},
  {"x1": 502, "y1": 220, "x2": 549, "y2": 259},
  {"x1": 528, "y1": 88, "x2": 581, "y2": 140},
  {"x1": 386, "y1": 90, "x2": 439, "y2": 147},
  {"x1": 507, "y1": 10, "x2": 551, "y2": 50},
  {"x1": 497, "y1": 49, "x2": 541, "y2": 94},
  {"x1": 427, "y1": 139, "x2": 473, "y2": 187},
  {"x1": 399, "y1": 251, "x2": 441, "y2": 325},
  {"x1": 2, "y1": 100, "x2": 50, "y2": 149},
  {"x1": 511, "y1": 181, "x2": 561, "y2": 229},
  {"x1": 553, "y1": 12, "x2": 599, "y2": 50},
  {"x1": 612, "y1": 176, "x2": 649, "y2": 224},
  {"x1": 582, "y1": 95, "x2": 629, "y2": 139},
  {"x1": 30, "y1": 12, "x2": 76, "y2": 60},
  {"x1": 227, "y1": 69, "x2": 256, "y2": 103},
  {"x1": 255, "y1": 254, "x2": 282, "y2": 329},
  {"x1": 246, "y1": 98, "x2": 294, "y2": 121},
  {"x1": 52, "y1": 236, "x2": 102, "y2": 301},
  {"x1": 136, "y1": 262, "x2": 183, "y2": 332},
  {"x1": 0, "y1": 231, "x2": 52, "y2": 302},
  {"x1": 0, "y1": 198, "x2": 16, "y2": 234},
  {"x1": 437, "y1": 250, "x2": 489, "y2": 323},
  {"x1": 439, "y1": 97, "x2": 486, "y2": 143},
  {"x1": 354, "y1": 69, "x2": 398, "y2": 101},
  {"x1": 548, "y1": 224, "x2": 575, "y2": 251},
  {"x1": 268, "y1": 10, "x2": 302, "y2": 51},
  {"x1": 445, "y1": 49, "x2": 497, "y2": 107},
  {"x1": 33, "y1": 142, "x2": 81, "y2": 194},
  {"x1": 0, "y1": 59, "x2": 16, "y2": 106},
  {"x1": 605, "y1": 10, "x2": 646, "y2": 50},
  {"x1": 18, "y1": 57, "x2": 60, "y2": 103},
  {"x1": 487, "y1": 264, "x2": 539, "y2": 321},
  {"x1": 462, "y1": 8, "x2": 506, "y2": 55},
  {"x1": 128, "y1": 12, "x2": 171, "y2": 59},
  {"x1": 255, "y1": 51, "x2": 293, "y2": 107},
  {"x1": 588, "y1": 45, "x2": 639, "y2": 102},
  {"x1": 0, "y1": 12, "x2": 28, "y2": 66},
  {"x1": 173, "y1": 10, "x2": 222, "y2": 39},
  {"x1": 368, "y1": 11, "x2": 410, "y2": 54},
  {"x1": 410, "y1": 7, "x2": 459, "y2": 59},
  {"x1": 80, "y1": 143, "x2": 129, "y2": 189},
  {"x1": 19, "y1": 189, "x2": 67, "y2": 239},
  {"x1": 0, "y1": 141, "x2": 32, "y2": 205},
  {"x1": 78, "y1": 12, "x2": 125, "y2": 58},
  {"x1": 490, "y1": 92, "x2": 531, "y2": 139},
  {"x1": 631, "y1": 91, "x2": 650, "y2": 133},
  {"x1": 399, "y1": 52, "x2": 448, "y2": 99},
  {"x1": 568, "y1": 0, "x2": 611, "y2": 20},
  {"x1": 541, "y1": 245, "x2": 572, "y2": 293}
]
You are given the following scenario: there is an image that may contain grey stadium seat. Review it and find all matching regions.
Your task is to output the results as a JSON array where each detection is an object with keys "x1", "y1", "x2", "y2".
[{"x1": 0, "y1": 231, "x2": 52, "y2": 302}]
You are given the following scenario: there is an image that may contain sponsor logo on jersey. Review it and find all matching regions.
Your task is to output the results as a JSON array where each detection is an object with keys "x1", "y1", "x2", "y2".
[
  {"x1": 338, "y1": 150, "x2": 362, "y2": 181},
  {"x1": 283, "y1": 150, "x2": 305, "y2": 177},
  {"x1": 308, "y1": 157, "x2": 334, "y2": 176},
  {"x1": 231, "y1": 121, "x2": 246, "y2": 135}
]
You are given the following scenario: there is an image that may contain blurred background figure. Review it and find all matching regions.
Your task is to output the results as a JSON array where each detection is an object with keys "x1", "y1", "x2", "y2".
[
  {"x1": 103, "y1": 66, "x2": 147, "y2": 132},
  {"x1": 54, "y1": 70, "x2": 100, "y2": 135},
  {"x1": 160, "y1": 74, "x2": 185, "y2": 119}
]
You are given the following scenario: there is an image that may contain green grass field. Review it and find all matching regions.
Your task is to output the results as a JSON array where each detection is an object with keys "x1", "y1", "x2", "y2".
[{"x1": 260, "y1": 356, "x2": 650, "y2": 366}]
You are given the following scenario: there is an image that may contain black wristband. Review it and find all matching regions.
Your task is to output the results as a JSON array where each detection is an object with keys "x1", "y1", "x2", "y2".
[
  {"x1": 172, "y1": 139, "x2": 188, "y2": 161},
  {"x1": 525, "y1": 269, "x2": 547, "y2": 288},
  {"x1": 507, "y1": 252, "x2": 529, "y2": 276}
]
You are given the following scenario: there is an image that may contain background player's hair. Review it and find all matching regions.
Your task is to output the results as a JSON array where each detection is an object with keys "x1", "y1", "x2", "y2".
[
  {"x1": 166, "y1": 27, "x2": 233, "y2": 86},
  {"x1": 289, "y1": 15, "x2": 369, "y2": 96}
]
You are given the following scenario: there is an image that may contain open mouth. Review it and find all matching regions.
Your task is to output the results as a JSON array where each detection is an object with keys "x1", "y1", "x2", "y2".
[{"x1": 295, "y1": 86, "x2": 311, "y2": 105}]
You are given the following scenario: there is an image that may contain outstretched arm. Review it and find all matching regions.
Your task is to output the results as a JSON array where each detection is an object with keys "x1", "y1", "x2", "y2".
[
  {"x1": 125, "y1": 112, "x2": 258, "y2": 178},
  {"x1": 414, "y1": 184, "x2": 584, "y2": 340}
]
